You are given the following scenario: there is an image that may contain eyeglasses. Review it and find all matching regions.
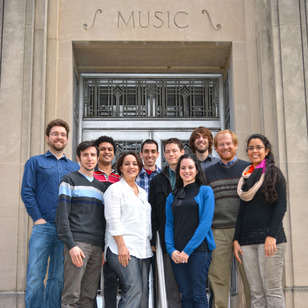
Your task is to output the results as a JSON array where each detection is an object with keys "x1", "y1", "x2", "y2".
[
  {"x1": 247, "y1": 146, "x2": 265, "y2": 151},
  {"x1": 50, "y1": 132, "x2": 67, "y2": 138}
]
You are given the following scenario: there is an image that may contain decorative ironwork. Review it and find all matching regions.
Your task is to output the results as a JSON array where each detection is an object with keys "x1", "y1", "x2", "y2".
[
  {"x1": 223, "y1": 71, "x2": 230, "y2": 129},
  {"x1": 73, "y1": 71, "x2": 79, "y2": 158},
  {"x1": 83, "y1": 9, "x2": 102, "y2": 30},
  {"x1": 112, "y1": 141, "x2": 142, "y2": 169},
  {"x1": 201, "y1": 10, "x2": 221, "y2": 31},
  {"x1": 83, "y1": 77, "x2": 220, "y2": 119}
]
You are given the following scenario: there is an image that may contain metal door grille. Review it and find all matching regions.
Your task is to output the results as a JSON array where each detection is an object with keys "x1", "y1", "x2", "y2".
[{"x1": 83, "y1": 77, "x2": 220, "y2": 118}]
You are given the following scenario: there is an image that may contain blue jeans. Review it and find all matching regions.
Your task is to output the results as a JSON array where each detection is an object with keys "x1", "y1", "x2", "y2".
[
  {"x1": 106, "y1": 248, "x2": 151, "y2": 308},
  {"x1": 171, "y1": 251, "x2": 212, "y2": 308},
  {"x1": 103, "y1": 261, "x2": 119, "y2": 308},
  {"x1": 25, "y1": 222, "x2": 64, "y2": 308}
]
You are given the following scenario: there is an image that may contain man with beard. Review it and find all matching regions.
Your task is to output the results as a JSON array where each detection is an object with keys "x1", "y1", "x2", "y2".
[
  {"x1": 204, "y1": 130, "x2": 251, "y2": 308},
  {"x1": 21, "y1": 119, "x2": 79, "y2": 308},
  {"x1": 189, "y1": 126, "x2": 219, "y2": 171}
]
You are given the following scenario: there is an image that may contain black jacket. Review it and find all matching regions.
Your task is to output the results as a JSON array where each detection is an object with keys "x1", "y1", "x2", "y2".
[{"x1": 148, "y1": 166, "x2": 172, "y2": 253}]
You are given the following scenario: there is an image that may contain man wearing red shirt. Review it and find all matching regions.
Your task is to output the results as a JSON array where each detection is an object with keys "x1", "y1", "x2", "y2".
[{"x1": 93, "y1": 136, "x2": 120, "y2": 308}]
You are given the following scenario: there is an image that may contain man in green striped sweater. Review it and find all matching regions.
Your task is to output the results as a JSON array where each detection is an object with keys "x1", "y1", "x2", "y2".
[
  {"x1": 204, "y1": 130, "x2": 251, "y2": 308},
  {"x1": 56, "y1": 141, "x2": 108, "y2": 307}
]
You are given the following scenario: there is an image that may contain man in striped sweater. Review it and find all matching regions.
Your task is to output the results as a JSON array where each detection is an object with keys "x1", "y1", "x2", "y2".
[
  {"x1": 205, "y1": 130, "x2": 251, "y2": 308},
  {"x1": 56, "y1": 141, "x2": 108, "y2": 307}
]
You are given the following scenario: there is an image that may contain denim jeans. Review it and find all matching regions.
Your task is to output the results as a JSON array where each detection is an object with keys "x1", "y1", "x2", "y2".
[
  {"x1": 242, "y1": 243, "x2": 287, "y2": 308},
  {"x1": 103, "y1": 261, "x2": 119, "y2": 308},
  {"x1": 171, "y1": 251, "x2": 212, "y2": 308},
  {"x1": 25, "y1": 222, "x2": 64, "y2": 308},
  {"x1": 106, "y1": 248, "x2": 151, "y2": 308}
]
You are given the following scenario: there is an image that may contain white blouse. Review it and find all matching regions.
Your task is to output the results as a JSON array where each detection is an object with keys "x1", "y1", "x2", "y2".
[{"x1": 104, "y1": 177, "x2": 153, "y2": 259}]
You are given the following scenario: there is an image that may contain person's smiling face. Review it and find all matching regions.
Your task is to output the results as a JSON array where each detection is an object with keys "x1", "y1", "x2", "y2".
[
  {"x1": 179, "y1": 158, "x2": 198, "y2": 186},
  {"x1": 215, "y1": 133, "x2": 237, "y2": 164},
  {"x1": 120, "y1": 154, "x2": 140, "y2": 181},
  {"x1": 247, "y1": 138, "x2": 269, "y2": 168}
]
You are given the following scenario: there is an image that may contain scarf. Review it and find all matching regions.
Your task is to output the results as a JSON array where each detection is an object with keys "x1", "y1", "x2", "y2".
[
  {"x1": 237, "y1": 159, "x2": 266, "y2": 201},
  {"x1": 171, "y1": 182, "x2": 198, "y2": 209}
]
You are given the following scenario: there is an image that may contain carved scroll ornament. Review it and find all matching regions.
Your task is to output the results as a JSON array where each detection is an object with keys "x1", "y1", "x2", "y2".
[
  {"x1": 83, "y1": 9, "x2": 102, "y2": 30},
  {"x1": 201, "y1": 9, "x2": 221, "y2": 31}
]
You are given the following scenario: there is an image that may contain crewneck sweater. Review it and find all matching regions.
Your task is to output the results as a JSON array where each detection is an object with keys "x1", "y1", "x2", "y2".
[{"x1": 205, "y1": 159, "x2": 250, "y2": 229}]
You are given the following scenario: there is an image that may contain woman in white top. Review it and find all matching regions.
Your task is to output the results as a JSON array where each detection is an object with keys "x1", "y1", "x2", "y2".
[{"x1": 104, "y1": 151, "x2": 153, "y2": 308}]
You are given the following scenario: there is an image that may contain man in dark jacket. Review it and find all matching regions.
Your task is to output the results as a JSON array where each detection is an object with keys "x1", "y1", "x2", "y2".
[{"x1": 149, "y1": 138, "x2": 184, "y2": 308}]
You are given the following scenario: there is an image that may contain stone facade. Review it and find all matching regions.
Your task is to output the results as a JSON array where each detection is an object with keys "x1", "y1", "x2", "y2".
[{"x1": 0, "y1": 0, "x2": 307, "y2": 307}]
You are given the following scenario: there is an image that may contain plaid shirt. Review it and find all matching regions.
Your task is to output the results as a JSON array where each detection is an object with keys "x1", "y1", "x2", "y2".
[{"x1": 136, "y1": 165, "x2": 161, "y2": 196}]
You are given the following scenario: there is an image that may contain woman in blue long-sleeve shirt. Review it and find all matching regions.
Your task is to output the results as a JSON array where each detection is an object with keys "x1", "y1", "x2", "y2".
[{"x1": 165, "y1": 154, "x2": 215, "y2": 308}]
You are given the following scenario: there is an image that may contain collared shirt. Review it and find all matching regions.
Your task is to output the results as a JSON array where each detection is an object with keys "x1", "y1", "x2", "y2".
[
  {"x1": 21, "y1": 151, "x2": 79, "y2": 223},
  {"x1": 104, "y1": 178, "x2": 153, "y2": 259},
  {"x1": 93, "y1": 166, "x2": 120, "y2": 184},
  {"x1": 136, "y1": 165, "x2": 161, "y2": 196},
  {"x1": 168, "y1": 167, "x2": 176, "y2": 190},
  {"x1": 220, "y1": 156, "x2": 238, "y2": 167},
  {"x1": 199, "y1": 154, "x2": 220, "y2": 171}
]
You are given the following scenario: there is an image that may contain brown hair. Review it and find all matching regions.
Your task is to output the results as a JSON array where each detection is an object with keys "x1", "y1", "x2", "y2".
[
  {"x1": 189, "y1": 126, "x2": 214, "y2": 154},
  {"x1": 76, "y1": 141, "x2": 99, "y2": 159},
  {"x1": 163, "y1": 138, "x2": 183, "y2": 152},
  {"x1": 45, "y1": 119, "x2": 70, "y2": 137},
  {"x1": 116, "y1": 151, "x2": 143, "y2": 176}
]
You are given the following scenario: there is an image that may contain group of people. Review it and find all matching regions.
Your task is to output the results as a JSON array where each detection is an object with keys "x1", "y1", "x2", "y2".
[{"x1": 21, "y1": 119, "x2": 287, "y2": 308}]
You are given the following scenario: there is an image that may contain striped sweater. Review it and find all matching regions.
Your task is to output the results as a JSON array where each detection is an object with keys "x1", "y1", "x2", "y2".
[
  {"x1": 204, "y1": 159, "x2": 250, "y2": 229},
  {"x1": 56, "y1": 171, "x2": 107, "y2": 250}
]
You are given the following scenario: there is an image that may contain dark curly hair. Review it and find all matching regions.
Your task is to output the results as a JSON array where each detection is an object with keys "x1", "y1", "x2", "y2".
[
  {"x1": 94, "y1": 135, "x2": 116, "y2": 153},
  {"x1": 175, "y1": 154, "x2": 206, "y2": 188},
  {"x1": 246, "y1": 134, "x2": 280, "y2": 203}
]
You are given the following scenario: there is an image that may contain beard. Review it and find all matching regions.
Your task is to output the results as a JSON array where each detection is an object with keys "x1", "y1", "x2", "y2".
[
  {"x1": 196, "y1": 145, "x2": 209, "y2": 154},
  {"x1": 50, "y1": 142, "x2": 66, "y2": 151}
]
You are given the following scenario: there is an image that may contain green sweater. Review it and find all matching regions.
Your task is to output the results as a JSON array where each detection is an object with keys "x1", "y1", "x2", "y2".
[{"x1": 205, "y1": 159, "x2": 250, "y2": 229}]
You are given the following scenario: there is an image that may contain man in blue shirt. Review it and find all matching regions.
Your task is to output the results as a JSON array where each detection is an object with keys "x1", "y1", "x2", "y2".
[
  {"x1": 21, "y1": 119, "x2": 79, "y2": 308},
  {"x1": 136, "y1": 139, "x2": 161, "y2": 195}
]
